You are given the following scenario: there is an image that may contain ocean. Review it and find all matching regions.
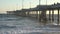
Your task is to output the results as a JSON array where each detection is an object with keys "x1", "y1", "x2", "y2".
[{"x1": 0, "y1": 14, "x2": 60, "y2": 34}]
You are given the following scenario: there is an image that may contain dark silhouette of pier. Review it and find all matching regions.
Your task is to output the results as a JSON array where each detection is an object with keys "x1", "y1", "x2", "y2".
[{"x1": 7, "y1": 3, "x2": 60, "y2": 25}]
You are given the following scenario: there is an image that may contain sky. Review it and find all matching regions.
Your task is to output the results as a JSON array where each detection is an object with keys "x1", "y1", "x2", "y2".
[{"x1": 0, "y1": 0, "x2": 60, "y2": 13}]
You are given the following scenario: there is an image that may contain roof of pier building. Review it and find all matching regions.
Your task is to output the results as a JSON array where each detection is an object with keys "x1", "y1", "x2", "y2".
[
  {"x1": 36, "y1": 5, "x2": 50, "y2": 9},
  {"x1": 48, "y1": 3, "x2": 60, "y2": 9}
]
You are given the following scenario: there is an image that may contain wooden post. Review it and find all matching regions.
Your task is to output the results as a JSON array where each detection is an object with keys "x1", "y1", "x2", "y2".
[
  {"x1": 57, "y1": 9, "x2": 59, "y2": 25},
  {"x1": 49, "y1": 10, "x2": 51, "y2": 20},
  {"x1": 52, "y1": 10, "x2": 54, "y2": 21},
  {"x1": 25, "y1": 11, "x2": 26, "y2": 16},
  {"x1": 39, "y1": 11, "x2": 41, "y2": 22},
  {"x1": 28, "y1": 11, "x2": 29, "y2": 17},
  {"x1": 36, "y1": 11, "x2": 38, "y2": 19},
  {"x1": 39, "y1": 10, "x2": 47, "y2": 22}
]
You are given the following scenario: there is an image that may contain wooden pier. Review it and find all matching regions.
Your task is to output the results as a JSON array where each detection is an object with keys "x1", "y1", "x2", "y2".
[{"x1": 7, "y1": 3, "x2": 60, "y2": 25}]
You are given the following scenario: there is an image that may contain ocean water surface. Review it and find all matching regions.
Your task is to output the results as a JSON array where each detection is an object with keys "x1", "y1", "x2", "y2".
[{"x1": 0, "y1": 14, "x2": 60, "y2": 34}]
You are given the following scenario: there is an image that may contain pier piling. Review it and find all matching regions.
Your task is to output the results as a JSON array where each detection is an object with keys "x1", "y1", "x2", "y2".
[
  {"x1": 57, "y1": 9, "x2": 59, "y2": 25},
  {"x1": 52, "y1": 10, "x2": 54, "y2": 21}
]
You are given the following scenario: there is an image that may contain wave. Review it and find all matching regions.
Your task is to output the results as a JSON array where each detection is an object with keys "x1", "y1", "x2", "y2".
[{"x1": 0, "y1": 25, "x2": 16, "y2": 29}]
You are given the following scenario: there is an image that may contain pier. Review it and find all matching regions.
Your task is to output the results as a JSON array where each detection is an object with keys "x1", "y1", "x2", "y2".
[{"x1": 7, "y1": 3, "x2": 60, "y2": 25}]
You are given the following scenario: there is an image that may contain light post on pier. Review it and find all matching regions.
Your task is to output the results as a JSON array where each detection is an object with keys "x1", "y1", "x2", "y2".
[
  {"x1": 22, "y1": 0, "x2": 24, "y2": 9},
  {"x1": 39, "y1": 0, "x2": 40, "y2": 5},
  {"x1": 30, "y1": 1, "x2": 31, "y2": 9},
  {"x1": 46, "y1": 0, "x2": 47, "y2": 5}
]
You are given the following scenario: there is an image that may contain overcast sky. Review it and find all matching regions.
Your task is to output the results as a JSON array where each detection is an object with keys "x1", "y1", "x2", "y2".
[{"x1": 0, "y1": 0, "x2": 60, "y2": 13}]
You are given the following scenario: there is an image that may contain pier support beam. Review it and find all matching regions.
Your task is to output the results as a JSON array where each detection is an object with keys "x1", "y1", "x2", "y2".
[
  {"x1": 39, "y1": 10, "x2": 47, "y2": 22},
  {"x1": 36, "y1": 11, "x2": 38, "y2": 19},
  {"x1": 52, "y1": 10, "x2": 54, "y2": 21},
  {"x1": 22, "y1": 12, "x2": 26, "y2": 17},
  {"x1": 39, "y1": 11, "x2": 41, "y2": 21},
  {"x1": 49, "y1": 10, "x2": 51, "y2": 20},
  {"x1": 57, "y1": 9, "x2": 59, "y2": 25},
  {"x1": 27, "y1": 12, "x2": 29, "y2": 17}
]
